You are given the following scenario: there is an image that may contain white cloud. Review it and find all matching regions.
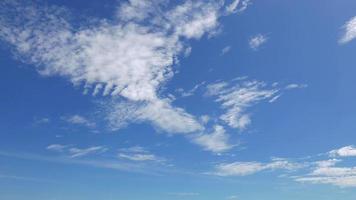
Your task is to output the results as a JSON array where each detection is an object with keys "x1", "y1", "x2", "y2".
[
  {"x1": 167, "y1": 1, "x2": 222, "y2": 39},
  {"x1": 249, "y1": 34, "x2": 267, "y2": 50},
  {"x1": 314, "y1": 159, "x2": 340, "y2": 168},
  {"x1": 221, "y1": 46, "x2": 231, "y2": 55},
  {"x1": 200, "y1": 115, "x2": 211, "y2": 124},
  {"x1": 118, "y1": 153, "x2": 157, "y2": 161},
  {"x1": 339, "y1": 16, "x2": 356, "y2": 44},
  {"x1": 192, "y1": 125, "x2": 233, "y2": 153},
  {"x1": 47, "y1": 144, "x2": 107, "y2": 158},
  {"x1": 206, "y1": 80, "x2": 279, "y2": 130},
  {"x1": 33, "y1": 117, "x2": 50, "y2": 124},
  {"x1": 296, "y1": 176, "x2": 356, "y2": 188},
  {"x1": 62, "y1": 115, "x2": 96, "y2": 128},
  {"x1": 0, "y1": 0, "x2": 226, "y2": 136},
  {"x1": 330, "y1": 146, "x2": 356, "y2": 157},
  {"x1": 225, "y1": 0, "x2": 251, "y2": 14},
  {"x1": 0, "y1": 151, "x2": 169, "y2": 175},
  {"x1": 68, "y1": 146, "x2": 108, "y2": 158},
  {"x1": 213, "y1": 158, "x2": 300, "y2": 176},
  {"x1": 118, "y1": 146, "x2": 161, "y2": 162},
  {"x1": 107, "y1": 99, "x2": 203, "y2": 133},
  {"x1": 285, "y1": 83, "x2": 308, "y2": 90},
  {"x1": 176, "y1": 82, "x2": 205, "y2": 97},
  {"x1": 46, "y1": 144, "x2": 67, "y2": 152},
  {"x1": 295, "y1": 160, "x2": 356, "y2": 187},
  {"x1": 293, "y1": 149, "x2": 356, "y2": 188}
]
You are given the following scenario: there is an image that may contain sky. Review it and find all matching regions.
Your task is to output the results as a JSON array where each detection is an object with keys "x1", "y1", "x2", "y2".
[{"x1": 1, "y1": 0, "x2": 356, "y2": 199}]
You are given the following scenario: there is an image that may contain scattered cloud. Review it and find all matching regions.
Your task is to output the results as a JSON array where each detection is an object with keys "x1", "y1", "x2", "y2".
[
  {"x1": 106, "y1": 99, "x2": 203, "y2": 134},
  {"x1": 206, "y1": 79, "x2": 279, "y2": 130},
  {"x1": 0, "y1": 151, "x2": 170, "y2": 175},
  {"x1": 329, "y1": 146, "x2": 356, "y2": 157},
  {"x1": 0, "y1": 0, "x2": 226, "y2": 137},
  {"x1": 33, "y1": 117, "x2": 50, "y2": 124},
  {"x1": 46, "y1": 144, "x2": 68, "y2": 152},
  {"x1": 339, "y1": 16, "x2": 356, "y2": 44},
  {"x1": 295, "y1": 158, "x2": 356, "y2": 187},
  {"x1": 225, "y1": 0, "x2": 251, "y2": 14},
  {"x1": 221, "y1": 46, "x2": 231, "y2": 55},
  {"x1": 47, "y1": 144, "x2": 107, "y2": 158},
  {"x1": 68, "y1": 146, "x2": 108, "y2": 158},
  {"x1": 62, "y1": 115, "x2": 96, "y2": 128},
  {"x1": 249, "y1": 34, "x2": 267, "y2": 50},
  {"x1": 208, "y1": 146, "x2": 356, "y2": 188},
  {"x1": 200, "y1": 115, "x2": 211, "y2": 124},
  {"x1": 176, "y1": 82, "x2": 205, "y2": 97},
  {"x1": 285, "y1": 83, "x2": 308, "y2": 90},
  {"x1": 118, "y1": 146, "x2": 162, "y2": 162},
  {"x1": 296, "y1": 175, "x2": 356, "y2": 188},
  {"x1": 192, "y1": 125, "x2": 233, "y2": 153},
  {"x1": 213, "y1": 158, "x2": 300, "y2": 176},
  {"x1": 0, "y1": 0, "x2": 311, "y2": 156}
]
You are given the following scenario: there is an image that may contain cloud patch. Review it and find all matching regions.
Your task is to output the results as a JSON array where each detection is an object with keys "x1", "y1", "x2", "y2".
[
  {"x1": 206, "y1": 79, "x2": 279, "y2": 130},
  {"x1": 192, "y1": 125, "x2": 233, "y2": 153},
  {"x1": 213, "y1": 158, "x2": 300, "y2": 176},
  {"x1": 249, "y1": 34, "x2": 267, "y2": 50},
  {"x1": 47, "y1": 144, "x2": 108, "y2": 158},
  {"x1": 339, "y1": 16, "x2": 356, "y2": 44},
  {"x1": 118, "y1": 146, "x2": 162, "y2": 162},
  {"x1": 225, "y1": 0, "x2": 251, "y2": 14},
  {"x1": 329, "y1": 146, "x2": 356, "y2": 157},
  {"x1": 0, "y1": 0, "x2": 224, "y2": 136},
  {"x1": 62, "y1": 115, "x2": 96, "y2": 128}
]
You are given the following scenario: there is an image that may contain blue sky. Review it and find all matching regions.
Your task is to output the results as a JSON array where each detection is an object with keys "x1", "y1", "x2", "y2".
[{"x1": 1, "y1": 0, "x2": 356, "y2": 199}]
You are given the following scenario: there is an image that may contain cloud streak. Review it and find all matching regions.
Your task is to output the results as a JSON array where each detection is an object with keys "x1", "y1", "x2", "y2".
[
  {"x1": 249, "y1": 34, "x2": 267, "y2": 50},
  {"x1": 192, "y1": 125, "x2": 233, "y2": 153},
  {"x1": 213, "y1": 158, "x2": 300, "y2": 176},
  {"x1": 47, "y1": 144, "x2": 108, "y2": 158},
  {"x1": 339, "y1": 16, "x2": 356, "y2": 44},
  {"x1": 206, "y1": 79, "x2": 279, "y2": 130}
]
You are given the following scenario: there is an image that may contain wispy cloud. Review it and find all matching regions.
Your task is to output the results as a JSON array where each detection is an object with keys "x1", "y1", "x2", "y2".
[
  {"x1": 192, "y1": 125, "x2": 233, "y2": 153},
  {"x1": 339, "y1": 16, "x2": 356, "y2": 44},
  {"x1": 68, "y1": 146, "x2": 108, "y2": 158},
  {"x1": 62, "y1": 115, "x2": 96, "y2": 128},
  {"x1": 46, "y1": 144, "x2": 68, "y2": 152},
  {"x1": 206, "y1": 79, "x2": 279, "y2": 130},
  {"x1": 208, "y1": 146, "x2": 356, "y2": 188},
  {"x1": 118, "y1": 146, "x2": 163, "y2": 162},
  {"x1": 285, "y1": 83, "x2": 308, "y2": 90},
  {"x1": 329, "y1": 146, "x2": 356, "y2": 157},
  {"x1": 47, "y1": 144, "x2": 108, "y2": 158},
  {"x1": 176, "y1": 82, "x2": 205, "y2": 97},
  {"x1": 295, "y1": 158, "x2": 356, "y2": 187},
  {"x1": 225, "y1": 0, "x2": 251, "y2": 14},
  {"x1": 221, "y1": 46, "x2": 231, "y2": 55},
  {"x1": 213, "y1": 158, "x2": 301, "y2": 176},
  {"x1": 0, "y1": 0, "x2": 226, "y2": 136},
  {"x1": 249, "y1": 34, "x2": 268, "y2": 50},
  {"x1": 106, "y1": 99, "x2": 203, "y2": 134},
  {"x1": 0, "y1": 150, "x2": 172, "y2": 176},
  {"x1": 33, "y1": 117, "x2": 50, "y2": 125}
]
